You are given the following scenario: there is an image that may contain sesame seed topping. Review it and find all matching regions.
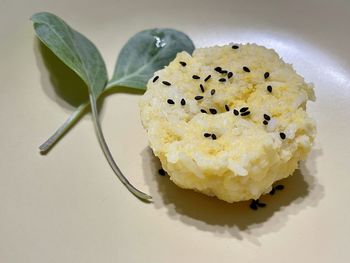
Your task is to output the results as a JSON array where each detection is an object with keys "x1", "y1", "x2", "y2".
[
  {"x1": 181, "y1": 98, "x2": 186, "y2": 106},
  {"x1": 263, "y1": 120, "x2": 268, "y2": 125},
  {"x1": 257, "y1": 202, "x2": 266, "y2": 208},
  {"x1": 195, "y1": 95, "x2": 204, "y2": 100},
  {"x1": 232, "y1": 45, "x2": 239, "y2": 49},
  {"x1": 240, "y1": 107, "x2": 249, "y2": 112},
  {"x1": 225, "y1": 105, "x2": 230, "y2": 111},
  {"x1": 204, "y1": 133, "x2": 211, "y2": 138},
  {"x1": 200, "y1": 84, "x2": 205, "y2": 93},
  {"x1": 264, "y1": 114, "x2": 271, "y2": 120},
  {"x1": 152, "y1": 76, "x2": 159, "y2": 82},
  {"x1": 214, "y1": 67, "x2": 222, "y2": 72},
  {"x1": 249, "y1": 201, "x2": 258, "y2": 210},
  {"x1": 240, "y1": 111, "x2": 251, "y2": 116},
  {"x1": 267, "y1": 85, "x2": 272, "y2": 93},
  {"x1": 192, "y1": 75, "x2": 200, "y2": 79},
  {"x1": 210, "y1": 89, "x2": 216, "y2": 95},
  {"x1": 158, "y1": 169, "x2": 166, "y2": 176},
  {"x1": 264, "y1": 72, "x2": 270, "y2": 79},
  {"x1": 233, "y1": 109, "x2": 239, "y2": 116},
  {"x1": 243, "y1": 66, "x2": 250, "y2": 72},
  {"x1": 250, "y1": 199, "x2": 266, "y2": 210},
  {"x1": 204, "y1": 75, "x2": 211, "y2": 82},
  {"x1": 280, "y1": 132, "x2": 286, "y2": 140},
  {"x1": 167, "y1": 99, "x2": 175, "y2": 104},
  {"x1": 211, "y1": 134, "x2": 217, "y2": 140},
  {"x1": 162, "y1": 81, "x2": 171, "y2": 86},
  {"x1": 227, "y1": 72, "x2": 233, "y2": 79},
  {"x1": 221, "y1": 70, "x2": 228, "y2": 74},
  {"x1": 209, "y1": 108, "x2": 217, "y2": 114},
  {"x1": 275, "y1": 184, "x2": 284, "y2": 190},
  {"x1": 269, "y1": 188, "x2": 276, "y2": 195},
  {"x1": 219, "y1": 78, "x2": 226, "y2": 82},
  {"x1": 179, "y1": 61, "x2": 187, "y2": 67},
  {"x1": 200, "y1": 109, "x2": 207, "y2": 113}
]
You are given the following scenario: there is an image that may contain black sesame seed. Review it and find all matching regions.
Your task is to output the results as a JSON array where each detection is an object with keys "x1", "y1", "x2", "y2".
[
  {"x1": 240, "y1": 111, "x2": 251, "y2": 116},
  {"x1": 181, "y1": 98, "x2": 186, "y2": 106},
  {"x1": 219, "y1": 78, "x2": 226, "y2": 82},
  {"x1": 275, "y1": 184, "x2": 284, "y2": 190},
  {"x1": 214, "y1": 67, "x2": 222, "y2": 72},
  {"x1": 162, "y1": 81, "x2": 171, "y2": 86},
  {"x1": 233, "y1": 109, "x2": 239, "y2": 116},
  {"x1": 200, "y1": 109, "x2": 208, "y2": 113},
  {"x1": 267, "y1": 85, "x2": 272, "y2": 93},
  {"x1": 158, "y1": 169, "x2": 166, "y2": 176},
  {"x1": 243, "y1": 66, "x2": 250, "y2": 72},
  {"x1": 152, "y1": 76, "x2": 159, "y2": 82},
  {"x1": 204, "y1": 133, "x2": 211, "y2": 138},
  {"x1": 211, "y1": 134, "x2": 217, "y2": 140},
  {"x1": 264, "y1": 72, "x2": 270, "y2": 79},
  {"x1": 200, "y1": 84, "x2": 205, "y2": 93},
  {"x1": 227, "y1": 72, "x2": 233, "y2": 79},
  {"x1": 263, "y1": 120, "x2": 268, "y2": 125},
  {"x1": 232, "y1": 45, "x2": 239, "y2": 49},
  {"x1": 209, "y1": 108, "x2": 217, "y2": 114},
  {"x1": 195, "y1": 95, "x2": 204, "y2": 100},
  {"x1": 250, "y1": 202, "x2": 258, "y2": 210},
  {"x1": 257, "y1": 202, "x2": 266, "y2": 208},
  {"x1": 225, "y1": 104, "x2": 230, "y2": 111},
  {"x1": 210, "y1": 89, "x2": 216, "y2": 95},
  {"x1": 192, "y1": 75, "x2": 200, "y2": 79},
  {"x1": 240, "y1": 107, "x2": 249, "y2": 113},
  {"x1": 167, "y1": 99, "x2": 175, "y2": 105},
  {"x1": 269, "y1": 187, "x2": 276, "y2": 195},
  {"x1": 204, "y1": 75, "x2": 211, "y2": 82},
  {"x1": 221, "y1": 70, "x2": 228, "y2": 74},
  {"x1": 280, "y1": 132, "x2": 286, "y2": 140},
  {"x1": 264, "y1": 114, "x2": 271, "y2": 121},
  {"x1": 179, "y1": 61, "x2": 187, "y2": 67}
]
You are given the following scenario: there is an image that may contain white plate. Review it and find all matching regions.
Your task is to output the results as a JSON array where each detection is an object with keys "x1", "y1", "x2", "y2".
[{"x1": 1, "y1": 0, "x2": 350, "y2": 262}]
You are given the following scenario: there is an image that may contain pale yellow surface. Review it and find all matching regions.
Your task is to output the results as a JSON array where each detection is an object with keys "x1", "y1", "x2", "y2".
[
  {"x1": 140, "y1": 44, "x2": 316, "y2": 202},
  {"x1": 1, "y1": 0, "x2": 350, "y2": 262}
]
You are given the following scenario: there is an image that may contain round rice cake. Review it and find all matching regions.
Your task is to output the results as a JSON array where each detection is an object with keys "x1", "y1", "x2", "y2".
[{"x1": 139, "y1": 44, "x2": 316, "y2": 203}]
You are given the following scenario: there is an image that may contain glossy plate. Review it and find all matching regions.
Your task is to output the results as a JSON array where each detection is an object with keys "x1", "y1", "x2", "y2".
[{"x1": 1, "y1": 0, "x2": 349, "y2": 262}]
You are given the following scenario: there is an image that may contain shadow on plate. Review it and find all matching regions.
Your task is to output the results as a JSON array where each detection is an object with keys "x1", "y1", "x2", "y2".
[{"x1": 142, "y1": 147, "x2": 324, "y2": 243}]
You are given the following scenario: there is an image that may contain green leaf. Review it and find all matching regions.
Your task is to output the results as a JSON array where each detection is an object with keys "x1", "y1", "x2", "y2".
[
  {"x1": 32, "y1": 12, "x2": 108, "y2": 153},
  {"x1": 31, "y1": 14, "x2": 195, "y2": 201},
  {"x1": 31, "y1": 12, "x2": 108, "y2": 97},
  {"x1": 31, "y1": 12, "x2": 151, "y2": 201},
  {"x1": 107, "y1": 28, "x2": 195, "y2": 89}
]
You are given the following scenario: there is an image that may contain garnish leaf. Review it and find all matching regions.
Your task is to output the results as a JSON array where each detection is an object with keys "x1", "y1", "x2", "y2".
[
  {"x1": 31, "y1": 12, "x2": 151, "y2": 201},
  {"x1": 31, "y1": 13, "x2": 196, "y2": 201},
  {"x1": 107, "y1": 28, "x2": 195, "y2": 89},
  {"x1": 31, "y1": 12, "x2": 108, "y2": 98},
  {"x1": 32, "y1": 12, "x2": 106, "y2": 153}
]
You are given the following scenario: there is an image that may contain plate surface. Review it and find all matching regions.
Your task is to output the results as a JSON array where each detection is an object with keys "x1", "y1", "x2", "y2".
[{"x1": 1, "y1": 0, "x2": 350, "y2": 262}]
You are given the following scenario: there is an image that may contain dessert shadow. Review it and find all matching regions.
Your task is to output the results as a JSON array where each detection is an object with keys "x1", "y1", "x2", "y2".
[{"x1": 142, "y1": 147, "x2": 324, "y2": 240}]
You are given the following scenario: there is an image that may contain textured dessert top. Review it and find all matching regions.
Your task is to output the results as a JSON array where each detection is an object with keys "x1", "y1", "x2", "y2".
[{"x1": 140, "y1": 44, "x2": 316, "y2": 202}]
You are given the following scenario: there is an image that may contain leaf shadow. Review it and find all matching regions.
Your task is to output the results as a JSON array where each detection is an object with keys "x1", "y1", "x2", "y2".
[
  {"x1": 142, "y1": 147, "x2": 324, "y2": 244},
  {"x1": 34, "y1": 38, "x2": 89, "y2": 110}
]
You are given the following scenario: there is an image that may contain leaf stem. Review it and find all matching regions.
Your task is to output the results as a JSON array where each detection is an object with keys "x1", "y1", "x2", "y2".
[
  {"x1": 88, "y1": 93, "x2": 152, "y2": 201},
  {"x1": 39, "y1": 102, "x2": 89, "y2": 153}
]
